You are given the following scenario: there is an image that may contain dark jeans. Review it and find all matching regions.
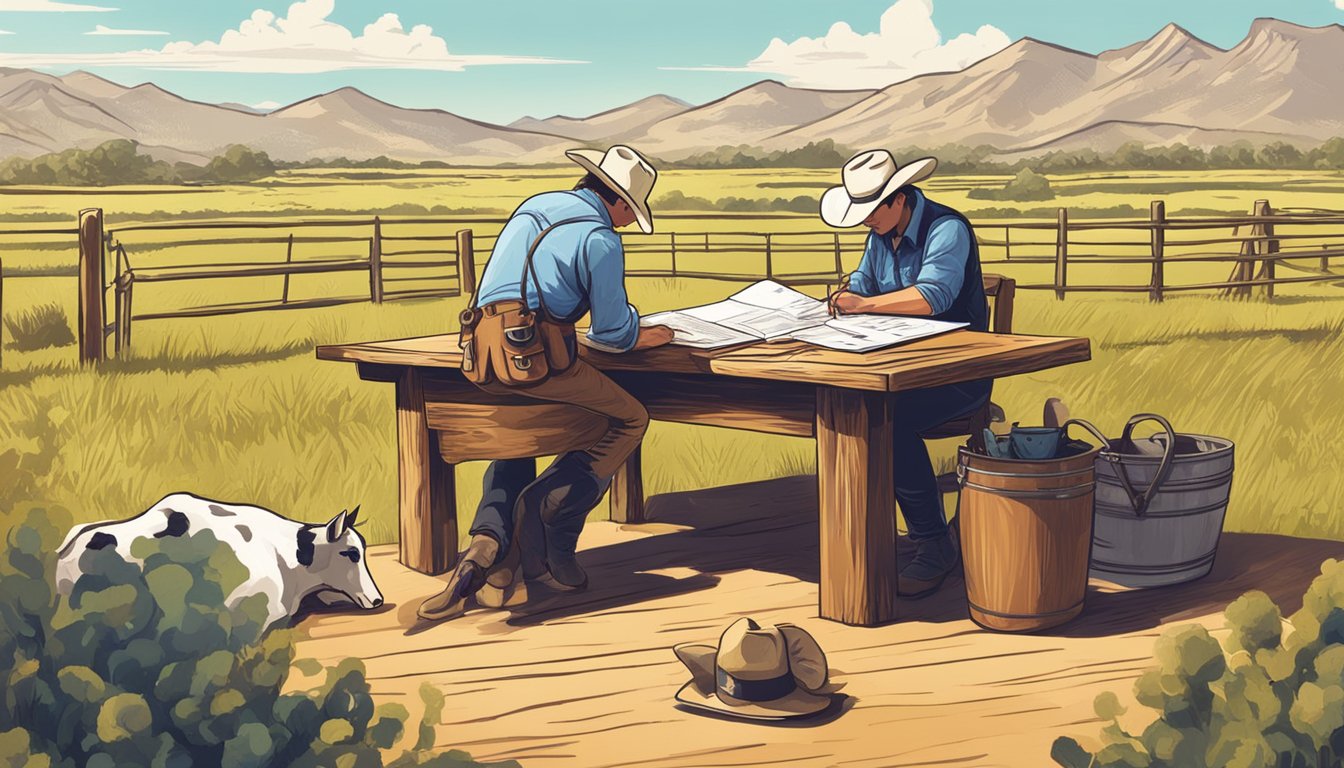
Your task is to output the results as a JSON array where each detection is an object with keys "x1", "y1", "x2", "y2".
[
  {"x1": 894, "y1": 379, "x2": 993, "y2": 541},
  {"x1": 469, "y1": 458, "x2": 539, "y2": 551}
]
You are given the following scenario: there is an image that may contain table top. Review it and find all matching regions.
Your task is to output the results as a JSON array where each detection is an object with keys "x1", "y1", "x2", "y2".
[{"x1": 317, "y1": 330, "x2": 1091, "y2": 393}]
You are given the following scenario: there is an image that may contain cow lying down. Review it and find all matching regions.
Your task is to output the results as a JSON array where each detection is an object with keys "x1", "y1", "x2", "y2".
[{"x1": 55, "y1": 492, "x2": 384, "y2": 628}]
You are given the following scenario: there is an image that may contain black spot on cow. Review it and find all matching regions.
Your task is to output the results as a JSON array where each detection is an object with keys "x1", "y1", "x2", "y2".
[
  {"x1": 87, "y1": 532, "x2": 117, "y2": 550},
  {"x1": 297, "y1": 526, "x2": 317, "y2": 566},
  {"x1": 236, "y1": 525, "x2": 252, "y2": 543},
  {"x1": 208, "y1": 504, "x2": 235, "y2": 517},
  {"x1": 153, "y1": 510, "x2": 190, "y2": 538}
]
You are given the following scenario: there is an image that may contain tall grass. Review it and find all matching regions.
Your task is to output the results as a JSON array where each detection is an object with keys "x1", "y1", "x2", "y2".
[{"x1": 3, "y1": 272, "x2": 1342, "y2": 546}]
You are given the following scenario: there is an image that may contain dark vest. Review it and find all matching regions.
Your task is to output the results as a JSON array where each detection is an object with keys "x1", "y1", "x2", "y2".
[{"x1": 912, "y1": 195, "x2": 989, "y2": 332}]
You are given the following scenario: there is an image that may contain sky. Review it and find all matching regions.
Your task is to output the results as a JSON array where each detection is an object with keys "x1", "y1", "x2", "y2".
[{"x1": 0, "y1": 0, "x2": 1341, "y2": 124}]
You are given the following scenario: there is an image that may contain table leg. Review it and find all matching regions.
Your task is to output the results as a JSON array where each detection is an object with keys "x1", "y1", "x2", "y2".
[
  {"x1": 610, "y1": 445, "x2": 646, "y2": 523},
  {"x1": 396, "y1": 368, "x2": 457, "y2": 575},
  {"x1": 815, "y1": 386, "x2": 898, "y2": 626}
]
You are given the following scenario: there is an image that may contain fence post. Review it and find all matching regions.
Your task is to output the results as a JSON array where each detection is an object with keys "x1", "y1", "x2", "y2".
[
  {"x1": 115, "y1": 271, "x2": 134, "y2": 354},
  {"x1": 456, "y1": 229, "x2": 476, "y2": 297},
  {"x1": 833, "y1": 233, "x2": 842, "y2": 279},
  {"x1": 369, "y1": 216, "x2": 384, "y2": 304},
  {"x1": 669, "y1": 232, "x2": 678, "y2": 277},
  {"x1": 77, "y1": 207, "x2": 105, "y2": 365},
  {"x1": 1253, "y1": 200, "x2": 1277, "y2": 300},
  {"x1": 1004, "y1": 226, "x2": 1012, "y2": 261},
  {"x1": 1054, "y1": 207, "x2": 1068, "y2": 300},
  {"x1": 1149, "y1": 200, "x2": 1165, "y2": 302},
  {"x1": 281, "y1": 233, "x2": 294, "y2": 304},
  {"x1": 764, "y1": 233, "x2": 773, "y2": 279}
]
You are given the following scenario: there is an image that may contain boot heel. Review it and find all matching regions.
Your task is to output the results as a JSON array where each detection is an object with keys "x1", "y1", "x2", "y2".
[{"x1": 478, "y1": 579, "x2": 529, "y2": 608}]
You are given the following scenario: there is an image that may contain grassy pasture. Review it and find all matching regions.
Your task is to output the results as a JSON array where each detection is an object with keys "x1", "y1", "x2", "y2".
[{"x1": 2, "y1": 168, "x2": 1343, "y2": 548}]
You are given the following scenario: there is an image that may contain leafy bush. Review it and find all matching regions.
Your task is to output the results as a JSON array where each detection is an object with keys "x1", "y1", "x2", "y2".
[
  {"x1": 1053, "y1": 559, "x2": 1344, "y2": 768},
  {"x1": 204, "y1": 145, "x2": 277, "y2": 183},
  {"x1": 0, "y1": 508, "x2": 518, "y2": 768},
  {"x1": 3, "y1": 302, "x2": 76, "y2": 351},
  {"x1": 968, "y1": 168, "x2": 1055, "y2": 202}
]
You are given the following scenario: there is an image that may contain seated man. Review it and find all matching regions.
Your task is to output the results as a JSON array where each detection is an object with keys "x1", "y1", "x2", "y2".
[
  {"x1": 418, "y1": 145, "x2": 674, "y2": 622},
  {"x1": 820, "y1": 148, "x2": 991, "y2": 599}
]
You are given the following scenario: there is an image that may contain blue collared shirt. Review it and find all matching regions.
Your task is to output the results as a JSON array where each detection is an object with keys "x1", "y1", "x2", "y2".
[
  {"x1": 847, "y1": 189, "x2": 971, "y2": 315},
  {"x1": 475, "y1": 188, "x2": 640, "y2": 353}
]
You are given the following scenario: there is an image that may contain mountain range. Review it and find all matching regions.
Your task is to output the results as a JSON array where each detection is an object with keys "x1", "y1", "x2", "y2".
[{"x1": 1, "y1": 17, "x2": 1341, "y2": 166}]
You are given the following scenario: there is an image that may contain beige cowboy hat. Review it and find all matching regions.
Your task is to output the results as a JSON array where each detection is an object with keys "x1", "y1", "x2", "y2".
[
  {"x1": 565, "y1": 144, "x2": 658, "y2": 235},
  {"x1": 820, "y1": 149, "x2": 938, "y2": 228},
  {"x1": 672, "y1": 618, "x2": 831, "y2": 721}
]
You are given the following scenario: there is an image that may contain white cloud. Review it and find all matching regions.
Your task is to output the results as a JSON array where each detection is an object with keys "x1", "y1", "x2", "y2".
[
  {"x1": 0, "y1": 29, "x2": 12, "y2": 35},
  {"x1": 85, "y1": 24, "x2": 167, "y2": 36},
  {"x1": 665, "y1": 0, "x2": 1011, "y2": 90},
  {"x1": 1336, "y1": 0, "x2": 1344, "y2": 10},
  {"x1": 0, "y1": 0, "x2": 583, "y2": 72},
  {"x1": 0, "y1": 0, "x2": 117, "y2": 10}
]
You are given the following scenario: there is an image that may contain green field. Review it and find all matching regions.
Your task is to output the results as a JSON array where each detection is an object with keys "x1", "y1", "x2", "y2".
[{"x1": 3, "y1": 168, "x2": 1343, "y2": 547}]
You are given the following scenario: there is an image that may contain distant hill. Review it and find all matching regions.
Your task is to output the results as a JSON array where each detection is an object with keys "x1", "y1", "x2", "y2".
[{"x1": 1, "y1": 18, "x2": 1342, "y2": 166}]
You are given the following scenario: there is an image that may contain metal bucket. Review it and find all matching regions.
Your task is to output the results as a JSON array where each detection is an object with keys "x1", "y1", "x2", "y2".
[{"x1": 1088, "y1": 414, "x2": 1235, "y2": 588}]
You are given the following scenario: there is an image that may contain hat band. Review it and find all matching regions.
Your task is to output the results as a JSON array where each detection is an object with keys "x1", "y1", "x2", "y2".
[
  {"x1": 848, "y1": 185, "x2": 891, "y2": 205},
  {"x1": 716, "y1": 667, "x2": 797, "y2": 703}
]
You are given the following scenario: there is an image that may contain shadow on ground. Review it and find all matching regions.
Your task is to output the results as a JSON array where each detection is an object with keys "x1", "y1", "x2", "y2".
[{"x1": 504, "y1": 475, "x2": 1344, "y2": 633}]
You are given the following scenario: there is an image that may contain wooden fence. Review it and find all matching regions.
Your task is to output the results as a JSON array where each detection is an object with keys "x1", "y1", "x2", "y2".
[{"x1": 1, "y1": 199, "x2": 1342, "y2": 368}]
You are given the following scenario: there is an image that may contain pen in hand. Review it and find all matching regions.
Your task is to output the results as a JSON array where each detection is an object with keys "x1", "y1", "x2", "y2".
[{"x1": 827, "y1": 275, "x2": 851, "y2": 318}]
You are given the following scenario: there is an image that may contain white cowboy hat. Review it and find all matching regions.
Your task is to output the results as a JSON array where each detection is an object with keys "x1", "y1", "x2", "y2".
[
  {"x1": 820, "y1": 149, "x2": 937, "y2": 228},
  {"x1": 565, "y1": 144, "x2": 657, "y2": 235},
  {"x1": 672, "y1": 618, "x2": 831, "y2": 721}
]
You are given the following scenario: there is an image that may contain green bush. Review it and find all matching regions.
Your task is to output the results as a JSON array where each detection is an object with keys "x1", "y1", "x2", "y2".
[
  {"x1": 1053, "y1": 559, "x2": 1344, "y2": 768},
  {"x1": 968, "y1": 168, "x2": 1055, "y2": 202},
  {"x1": 3, "y1": 302, "x2": 76, "y2": 351},
  {"x1": 653, "y1": 189, "x2": 816, "y2": 213},
  {"x1": 0, "y1": 508, "x2": 518, "y2": 768}
]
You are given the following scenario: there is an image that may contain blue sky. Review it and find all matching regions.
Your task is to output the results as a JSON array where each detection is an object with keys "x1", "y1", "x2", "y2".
[{"x1": 0, "y1": 0, "x2": 1341, "y2": 123}]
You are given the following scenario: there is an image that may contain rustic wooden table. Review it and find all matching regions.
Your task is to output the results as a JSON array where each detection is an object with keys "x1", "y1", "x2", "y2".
[{"x1": 317, "y1": 330, "x2": 1090, "y2": 626}]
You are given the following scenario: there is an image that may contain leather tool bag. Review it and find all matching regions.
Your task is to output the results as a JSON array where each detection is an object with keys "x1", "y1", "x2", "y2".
[{"x1": 458, "y1": 218, "x2": 594, "y2": 387}]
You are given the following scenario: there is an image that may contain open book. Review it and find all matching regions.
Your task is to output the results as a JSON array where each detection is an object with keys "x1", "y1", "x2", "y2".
[{"x1": 640, "y1": 280, "x2": 968, "y2": 353}]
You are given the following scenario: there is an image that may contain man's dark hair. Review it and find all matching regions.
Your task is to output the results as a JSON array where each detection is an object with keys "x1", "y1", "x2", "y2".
[
  {"x1": 879, "y1": 184, "x2": 920, "y2": 209},
  {"x1": 574, "y1": 172, "x2": 623, "y2": 205}
]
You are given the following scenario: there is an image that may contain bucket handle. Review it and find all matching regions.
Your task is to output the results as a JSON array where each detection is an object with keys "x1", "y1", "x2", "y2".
[
  {"x1": 1111, "y1": 413, "x2": 1178, "y2": 519},
  {"x1": 1061, "y1": 418, "x2": 1111, "y2": 451}
]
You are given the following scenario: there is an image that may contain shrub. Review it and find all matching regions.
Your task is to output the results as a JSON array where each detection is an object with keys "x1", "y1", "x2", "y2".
[
  {"x1": 0, "y1": 508, "x2": 517, "y2": 768},
  {"x1": 968, "y1": 168, "x2": 1055, "y2": 202},
  {"x1": 1052, "y1": 558, "x2": 1344, "y2": 768},
  {"x1": 3, "y1": 302, "x2": 76, "y2": 351}
]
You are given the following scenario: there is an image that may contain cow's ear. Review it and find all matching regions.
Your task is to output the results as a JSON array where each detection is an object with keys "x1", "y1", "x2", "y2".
[
  {"x1": 346, "y1": 506, "x2": 360, "y2": 531},
  {"x1": 326, "y1": 509, "x2": 349, "y2": 543}
]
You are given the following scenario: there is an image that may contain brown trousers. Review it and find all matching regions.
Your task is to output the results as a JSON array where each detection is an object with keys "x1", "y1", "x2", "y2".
[{"x1": 479, "y1": 358, "x2": 648, "y2": 478}]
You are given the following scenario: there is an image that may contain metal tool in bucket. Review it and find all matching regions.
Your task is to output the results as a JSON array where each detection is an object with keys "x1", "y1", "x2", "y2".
[
  {"x1": 956, "y1": 419, "x2": 1109, "y2": 633},
  {"x1": 1089, "y1": 414, "x2": 1235, "y2": 588}
]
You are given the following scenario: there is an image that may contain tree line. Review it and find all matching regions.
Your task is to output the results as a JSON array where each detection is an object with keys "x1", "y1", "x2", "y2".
[{"x1": 3, "y1": 136, "x2": 1344, "y2": 186}]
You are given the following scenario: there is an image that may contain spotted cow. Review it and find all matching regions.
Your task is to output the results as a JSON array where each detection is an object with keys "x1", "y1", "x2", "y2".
[{"x1": 55, "y1": 492, "x2": 384, "y2": 628}]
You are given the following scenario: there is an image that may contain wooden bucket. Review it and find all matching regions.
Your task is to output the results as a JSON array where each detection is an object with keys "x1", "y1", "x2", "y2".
[
  {"x1": 957, "y1": 430, "x2": 1100, "y2": 633},
  {"x1": 1089, "y1": 415, "x2": 1235, "y2": 588}
]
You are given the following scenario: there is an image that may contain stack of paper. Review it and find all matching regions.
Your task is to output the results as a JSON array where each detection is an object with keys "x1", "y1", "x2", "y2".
[{"x1": 640, "y1": 280, "x2": 967, "y2": 353}]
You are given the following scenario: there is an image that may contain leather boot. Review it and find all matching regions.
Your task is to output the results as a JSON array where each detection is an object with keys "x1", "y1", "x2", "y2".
[
  {"x1": 417, "y1": 534, "x2": 499, "y2": 621},
  {"x1": 897, "y1": 532, "x2": 960, "y2": 599},
  {"x1": 518, "y1": 452, "x2": 609, "y2": 591}
]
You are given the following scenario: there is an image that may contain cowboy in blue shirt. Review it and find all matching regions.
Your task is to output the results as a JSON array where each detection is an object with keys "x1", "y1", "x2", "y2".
[
  {"x1": 418, "y1": 146, "x2": 674, "y2": 622},
  {"x1": 822, "y1": 149, "x2": 991, "y2": 599}
]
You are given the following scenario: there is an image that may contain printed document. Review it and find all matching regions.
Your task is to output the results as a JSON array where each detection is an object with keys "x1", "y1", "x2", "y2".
[{"x1": 640, "y1": 280, "x2": 967, "y2": 352}]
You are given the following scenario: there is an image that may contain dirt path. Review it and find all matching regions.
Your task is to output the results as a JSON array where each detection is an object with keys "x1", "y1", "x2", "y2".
[{"x1": 295, "y1": 476, "x2": 1343, "y2": 768}]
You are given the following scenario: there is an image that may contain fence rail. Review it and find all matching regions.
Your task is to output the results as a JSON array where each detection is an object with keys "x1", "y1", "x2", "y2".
[{"x1": 2, "y1": 197, "x2": 1342, "y2": 368}]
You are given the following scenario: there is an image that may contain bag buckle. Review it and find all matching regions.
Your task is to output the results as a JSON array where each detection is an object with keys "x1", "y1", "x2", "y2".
[{"x1": 512, "y1": 355, "x2": 533, "y2": 370}]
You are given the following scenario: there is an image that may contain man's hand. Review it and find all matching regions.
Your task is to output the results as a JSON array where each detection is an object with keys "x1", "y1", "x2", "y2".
[
  {"x1": 631, "y1": 324, "x2": 675, "y2": 350},
  {"x1": 829, "y1": 291, "x2": 868, "y2": 316}
]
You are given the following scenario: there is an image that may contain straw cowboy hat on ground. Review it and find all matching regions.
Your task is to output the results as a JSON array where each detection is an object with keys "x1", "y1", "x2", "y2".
[
  {"x1": 672, "y1": 618, "x2": 832, "y2": 721},
  {"x1": 820, "y1": 149, "x2": 938, "y2": 228},
  {"x1": 565, "y1": 144, "x2": 658, "y2": 235}
]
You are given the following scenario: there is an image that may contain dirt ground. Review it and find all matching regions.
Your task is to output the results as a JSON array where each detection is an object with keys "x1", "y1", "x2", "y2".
[{"x1": 295, "y1": 476, "x2": 1344, "y2": 768}]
